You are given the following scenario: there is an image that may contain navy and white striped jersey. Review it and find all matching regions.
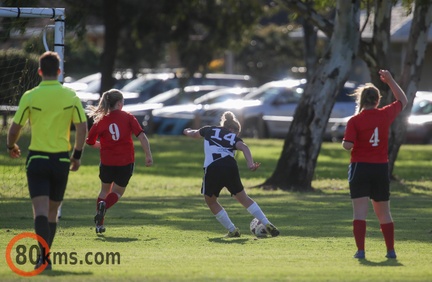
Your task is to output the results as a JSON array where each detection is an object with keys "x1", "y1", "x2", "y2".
[{"x1": 199, "y1": 126, "x2": 242, "y2": 168}]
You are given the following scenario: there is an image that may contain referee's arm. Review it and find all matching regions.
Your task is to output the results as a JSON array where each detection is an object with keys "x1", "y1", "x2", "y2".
[{"x1": 70, "y1": 121, "x2": 88, "y2": 171}]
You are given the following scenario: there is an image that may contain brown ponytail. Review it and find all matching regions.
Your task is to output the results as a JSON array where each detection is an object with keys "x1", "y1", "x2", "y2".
[
  {"x1": 87, "y1": 89, "x2": 124, "y2": 123},
  {"x1": 220, "y1": 111, "x2": 241, "y2": 133}
]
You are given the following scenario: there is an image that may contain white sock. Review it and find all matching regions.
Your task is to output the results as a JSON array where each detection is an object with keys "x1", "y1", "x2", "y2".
[
  {"x1": 247, "y1": 202, "x2": 270, "y2": 225},
  {"x1": 215, "y1": 209, "x2": 236, "y2": 232}
]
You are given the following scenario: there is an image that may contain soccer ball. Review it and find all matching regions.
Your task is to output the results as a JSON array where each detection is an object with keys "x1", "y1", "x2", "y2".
[{"x1": 250, "y1": 218, "x2": 268, "y2": 238}]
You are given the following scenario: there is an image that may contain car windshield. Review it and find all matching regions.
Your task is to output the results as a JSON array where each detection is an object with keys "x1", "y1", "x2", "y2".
[
  {"x1": 178, "y1": 90, "x2": 217, "y2": 104},
  {"x1": 143, "y1": 88, "x2": 218, "y2": 106},
  {"x1": 194, "y1": 88, "x2": 250, "y2": 104},
  {"x1": 144, "y1": 89, "x2": 179, "y2": 104},
  {"x1": 199, "y1": 93, "x2": 241, "y2": 104},
  {"x1": 121, "y1": 78, "x2": 163, "y2": 93},
  {"x1": 244, "y1": 85, "x2": 304, "y2": 103},
  {"x1": 411, "y1": 98, "x2": 432, "y2": 115},
  {"x1": 84, "y1": 78, "x2": 132, "y2": 93}
]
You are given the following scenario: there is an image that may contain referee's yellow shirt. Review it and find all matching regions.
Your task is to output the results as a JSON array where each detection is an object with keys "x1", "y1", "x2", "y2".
[{"x1": 13, "y1": 80, "x2": 87, "y2": 153}]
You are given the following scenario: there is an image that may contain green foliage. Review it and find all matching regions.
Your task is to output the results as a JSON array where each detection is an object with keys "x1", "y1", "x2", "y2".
[
  {"x1": 60, "y1": 0, "x2": 266, "y2": 77},
  {"x1": 169, "y1": 0, "x2": 264, "y2": 75},
  {"x1": 63, "y1": 35, "x2": 101, "y2": 77},
  {"x1": 0, "y1": 0, "x2": 39, "y2": 40},
  {"x1": 236, "y1": 24, "x2": 306, "y2": 84},
  {"x1": 0, "y1": 49, "x2": 39, "y2": 105},
  {"x1": 6, "y1": 32, "x2": 100, "y2": 81}
]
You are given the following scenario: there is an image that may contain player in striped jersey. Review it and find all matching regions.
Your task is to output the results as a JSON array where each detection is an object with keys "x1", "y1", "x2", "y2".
[{"x1": 183, "y1": 111, "x2": 279, "y2": 238}]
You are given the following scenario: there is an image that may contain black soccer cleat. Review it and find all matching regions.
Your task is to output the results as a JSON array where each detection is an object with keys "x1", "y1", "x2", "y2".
[
  {"x1": 265, "y1": 223, "x2": 280, "y2": 237},
  {"x1": 95, "y1": 225, "x2": 106, "y2": 234},
  {"x1": 94, "y1": 200, "x2": 106, "y2": 226}
]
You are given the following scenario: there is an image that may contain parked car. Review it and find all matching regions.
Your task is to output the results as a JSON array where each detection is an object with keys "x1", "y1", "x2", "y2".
[
  {"x1": 65, "y1": 70, "x2": 134, "y2": 92},
  {"x1": 120, "y1": 72, "x2": 254, "y2": 105},
  {"x1": 188, "y1": 79, "x2": 357, "y2": 139},
  {"x1": 69, "y1": 70, "x2": 136, "y2": 108},
  {"x1": 330, "y1": 92, "x2": 432, "y2": 144},
  {"x1": 64, "y1": 72, "x2": 102, "y2": 91},
  {"x1": 151, "y1": 87, "x2": 254, "y2": 135},
  {"x1": 405, "y1": 93, "x2": 432, "y2": 144},
  {"x1": 123, "y1": 85, "x2": 228, "y2": 131}
]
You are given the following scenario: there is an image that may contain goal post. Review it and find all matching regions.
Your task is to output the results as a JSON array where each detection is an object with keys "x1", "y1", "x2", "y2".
[
  {"x1": 0, "y1": 7, "x2": 66, "y2": 82},
  {"x1": 0, "y1": 7, "x2": 66, "y2": 197}
]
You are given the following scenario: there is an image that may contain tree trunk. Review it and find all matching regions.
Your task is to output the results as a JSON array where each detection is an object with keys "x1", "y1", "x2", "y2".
[
  {"x1": 262, "y1": 0, "x2": 360, "y2": 191},
  {"x1": 100, "y1": 0, "x2": 120, "y2": 94},
  {"x1": 301, "y1": 0, "x2": 318, "y2": 80},
  {"x1": 362, "y1": 0, "x2": 392, "y2": 100},
  {"x1": 302, "y1": 18, "x2": 318, "y2": 80},
  {"x1": 388, "y1": 1, "x2": 432, "y2": 177}
]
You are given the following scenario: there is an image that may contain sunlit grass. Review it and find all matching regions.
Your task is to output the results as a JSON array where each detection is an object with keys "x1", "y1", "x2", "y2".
[{"x1": 1, "y1": 133, "x2": 431, "y2": 281}]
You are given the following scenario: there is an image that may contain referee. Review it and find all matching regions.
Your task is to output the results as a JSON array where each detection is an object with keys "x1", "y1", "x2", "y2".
[{"x1": 7, "y1": 51, "x2": 87, "y2": 271}]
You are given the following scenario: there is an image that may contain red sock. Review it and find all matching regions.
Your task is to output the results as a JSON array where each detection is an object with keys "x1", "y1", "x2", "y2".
[
  {"x1": 380, "y1": 222, "x2": 394, "y2": 251},
  {"x1": 353, "y1": 220, "x2": 366, "y2": 251},
  {"x1": 104, "y1": 193, "x2": 119, "y2": 209}
]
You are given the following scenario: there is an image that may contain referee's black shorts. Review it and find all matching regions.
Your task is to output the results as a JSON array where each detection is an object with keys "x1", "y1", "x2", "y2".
[
  {"x1": 348, "y1": 162, "x2": 390, "y2": 201},
  {"x1": 26, "y1": 150, "x2": 70, "y2": 201},
  {"x1": 201, "y1": 160, "x2": 244, "y2": 197}
]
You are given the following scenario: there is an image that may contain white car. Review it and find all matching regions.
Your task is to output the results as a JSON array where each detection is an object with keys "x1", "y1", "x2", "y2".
[
  {"x1": 330, "y1": 91, "x2": 432, "y2": 143},
  {"x1": 120, "y1": 72, "x2": 254, "y2": 105},
  {"x1": 151, "y1": 87, "x2": 254, "y2": 135},
  {"x1": 124, "y1": 85, "x2": 228, "y2": 131},
  {"x1": 196, "y1": 79, "x2": 357, "y2": 139}
]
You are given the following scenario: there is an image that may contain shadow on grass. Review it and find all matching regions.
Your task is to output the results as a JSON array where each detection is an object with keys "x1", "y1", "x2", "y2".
[
  {"x1": 208, "y1": 237, "x2": 249, "y2": 244},
  {"x1": 394, "y1": 180, "x2": 432, "y2": 195},
  {"x1": 2, "y1": 192, "x2": 431, "y2": 245},
  {"x1": 358, "y1": 259, "x2": 404, "y2": 267},
  {"x1": 38, "y1": 270, "x2": 93, "y2": 276},
  {"x1": 94, "y1": 235, "x2": 142, "y2": 243}
]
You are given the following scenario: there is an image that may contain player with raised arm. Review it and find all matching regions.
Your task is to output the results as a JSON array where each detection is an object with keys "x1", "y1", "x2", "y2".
[
  {"x1": 86, "y1": 89, "x2": 153, "y2": 234},
  {"x1": 342, "y1": 69, "x2": 407, "y2": 259},
  {"x1": 183, "y1": 111, "x2": 279, "y2": 238}
]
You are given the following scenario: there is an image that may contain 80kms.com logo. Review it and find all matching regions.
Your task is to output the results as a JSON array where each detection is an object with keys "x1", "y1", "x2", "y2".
[
  {"x1": 5, "y1": 232, "x2": 50, "y2": 277},
  {"x1": 6, "y1": 232, "x2": 121, "y2": 276}
]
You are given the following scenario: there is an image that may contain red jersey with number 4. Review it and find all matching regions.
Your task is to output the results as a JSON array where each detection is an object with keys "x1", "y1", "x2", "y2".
[
  {"x1": 343, "y1": 100, "x2": 402, "y2": 163},
  {"x1": 86, "y1": 110, "x2": 143, "y2": 166}
]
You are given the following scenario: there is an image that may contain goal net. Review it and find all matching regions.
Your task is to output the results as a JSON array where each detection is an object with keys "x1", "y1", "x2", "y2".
[{"x1": 0, "y1": 7, "x2": 65, "y2": 198}]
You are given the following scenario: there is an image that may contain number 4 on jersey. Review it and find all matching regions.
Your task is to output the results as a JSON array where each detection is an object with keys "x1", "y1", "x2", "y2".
[{"x1": 369, "y1": 127, "x2": 380, "y2": 147}]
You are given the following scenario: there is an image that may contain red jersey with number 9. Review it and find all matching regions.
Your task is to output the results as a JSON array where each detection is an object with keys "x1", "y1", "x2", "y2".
[
  {"x1": 343, "y1": 100, "x2": 402, "y2": 163},
  {"x1": 86, "y1": 110, "x2": 144, "y2": 166}
]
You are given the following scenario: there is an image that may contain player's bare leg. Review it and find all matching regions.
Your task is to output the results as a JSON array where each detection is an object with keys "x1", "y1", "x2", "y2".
[
  {"x1": 205, "y1": 195, "x2": 239, "y2": 237},
  {"x1": 234, "y1": 191, "x2": 279, "y2": 237}
]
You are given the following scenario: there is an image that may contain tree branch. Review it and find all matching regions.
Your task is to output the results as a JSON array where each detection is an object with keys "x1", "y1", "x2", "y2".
[{"x1": 276, "y1": 0, "x2": 334, "y2": 37}]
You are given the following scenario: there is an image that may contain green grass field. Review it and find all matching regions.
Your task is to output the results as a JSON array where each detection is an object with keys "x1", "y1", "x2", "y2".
[{"x1": 1, "y1": 133, "x2": 432, "y2": 281}]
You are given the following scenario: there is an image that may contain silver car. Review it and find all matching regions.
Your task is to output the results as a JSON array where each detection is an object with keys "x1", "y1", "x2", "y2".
[
  {"x1": 198, "y1": 79, "x2": 356, "y2": 139},
  {"x1": 330, "y1": 91, "x2": 432, "y2": 143}
]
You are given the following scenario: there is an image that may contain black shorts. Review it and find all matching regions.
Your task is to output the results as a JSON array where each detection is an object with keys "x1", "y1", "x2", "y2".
[
  {"x1": 201, "y1": 161, "x2": 244, "y2": 197},
  {"x1": 26, "y1": 150, "x2": 70, "y2": 201},
  {"x1": 348, "y1": 162, "x2": 390, "y2": 201},
  {"x1": 99, "y1": 163, "x2": 134, "y2": 187}
]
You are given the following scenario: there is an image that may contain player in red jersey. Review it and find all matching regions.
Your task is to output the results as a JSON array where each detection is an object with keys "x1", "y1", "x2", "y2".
[
  {"x1": 183, "y1": 111, "x2": 279, "y2": 238},
  {"x1": 86, "y1": 89, "x2": 153, "y2": 233},
  {"x1": 342, "y1": 70, "x2": 407, "y2": 259}
]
